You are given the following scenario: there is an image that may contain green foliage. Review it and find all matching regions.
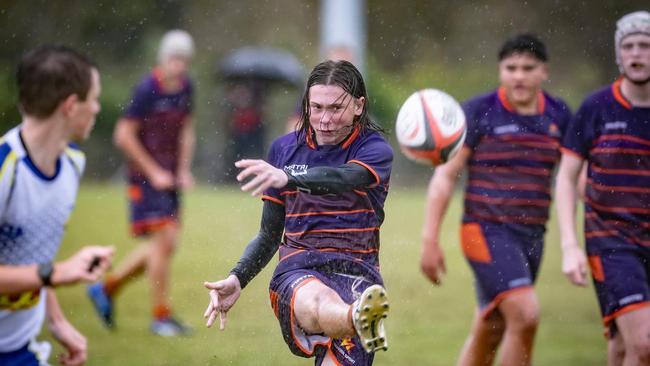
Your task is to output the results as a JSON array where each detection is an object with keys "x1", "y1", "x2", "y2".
[{"x1": 50, "y1": 184, "x2": 605, "y2": 365}]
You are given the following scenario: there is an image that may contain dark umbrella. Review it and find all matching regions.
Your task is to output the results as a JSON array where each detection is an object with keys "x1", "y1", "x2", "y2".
[{"x1": 218, "y1": 47, "x2": 305, "y2": 87}]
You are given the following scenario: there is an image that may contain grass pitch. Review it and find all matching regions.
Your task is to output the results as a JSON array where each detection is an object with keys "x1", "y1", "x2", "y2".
[{"x1": 49, "y1": 184, "x2": 605, "y2": 365}]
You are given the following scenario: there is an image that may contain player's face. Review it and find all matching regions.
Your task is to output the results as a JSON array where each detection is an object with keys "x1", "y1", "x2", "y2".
[
  {"x1": 160, "y1": 55, "x2": 191, "y2": 80},
  {"x1": 619, "y1": 34, "x2": 650, "y2": 84},
  {"x1": 498, "y1": 52, "x2": 548, "y2": 107},
  {"x1": 70, "y1": 68, "x2": 101, "y2": 142},
  {"x1": 308, "y1": 84, "x2": 364, "y2": 145}
]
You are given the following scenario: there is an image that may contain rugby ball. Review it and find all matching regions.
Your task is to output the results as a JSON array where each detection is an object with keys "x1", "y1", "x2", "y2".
[{"x1": 395, "y1": 89, "x2": 466, "y2": 166}]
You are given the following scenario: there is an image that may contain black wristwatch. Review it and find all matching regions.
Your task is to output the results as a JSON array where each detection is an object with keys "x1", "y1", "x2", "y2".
[{"x1": 37, "y1": 262, "x2": 54, "y2": 287}]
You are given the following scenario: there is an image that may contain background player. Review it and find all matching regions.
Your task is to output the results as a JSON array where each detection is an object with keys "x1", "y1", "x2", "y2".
[
  {"x1": 555, "y1": 10, "x2": 650, "y2": 365},
  {"x1": 420, "y1": 34, "x2": 572, "y2": 365},
  {"x1": 88, "y1": 30, "x2": 196, "y2": 336},
  {"x1": 0, "y1": 45, "x2": 113, "y2": 366},
  {"x1": 203, "y1": 60, "x2": 392, "y2": 366}
]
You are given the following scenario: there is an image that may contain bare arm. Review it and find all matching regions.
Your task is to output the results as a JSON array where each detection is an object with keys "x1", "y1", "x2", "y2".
[
  {"x1": 420, "y1": 147, "x2": 471, "y2": 285},
  {"x1": 555, "y1": 152, "x2": 588, "y2": 286},
  {"x1": 177, "y1": 117, "x2": 196, "y2": 189},
  {"x1": 46, "y1": 289, "x2": 87, "y2": 366},
  {"x1": 113, "y1": 118, "x2": 174, "y2": 190},
  {"x1": 0, "y1": 246, "x2": 113, "y2": 294}
]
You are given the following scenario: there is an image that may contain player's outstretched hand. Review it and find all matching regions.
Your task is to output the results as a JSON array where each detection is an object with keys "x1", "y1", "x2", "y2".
[
  {"x1": 53, "y1": 246, "x2": 114, "y2": 286},
  {"x1": 235, "y1": 159, "x2": 288, "y2": 197},
  {"x1": 420, "y1": 239, "x2": 446, "y2": 285},
  {"x1": 561, "y1": 244, "x2": 588, "y2": 287},
  {"x1": 48, "y1": 316, "x2": 87, "y2": 366},
  {"x1": 203, "y1": 275, "x2": 241, "y2": 330}
]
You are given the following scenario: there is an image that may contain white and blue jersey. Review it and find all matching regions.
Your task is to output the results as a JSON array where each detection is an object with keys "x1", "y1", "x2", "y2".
[{"x1": 0, "y1": 126, "x2": 85, "y2": 353}]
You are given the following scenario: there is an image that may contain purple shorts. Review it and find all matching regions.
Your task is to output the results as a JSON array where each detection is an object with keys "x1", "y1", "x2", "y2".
[
  {"x1": 269, "y1": 251, "x2": 383, "y2": 366},
  {"x1": 460, "y1": 221, "x2": 544, "y2": 318},
  {"x1": 586, "y1": 235, "x2": 650, "y2": 337},
  {"x1": 128, "y1": 178, "x2": 179, "y2": 237}
]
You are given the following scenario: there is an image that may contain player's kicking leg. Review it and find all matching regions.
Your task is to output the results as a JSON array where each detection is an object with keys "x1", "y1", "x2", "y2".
[{"x1": 294, "y1": 280, "x2": 389, "y2": 354}]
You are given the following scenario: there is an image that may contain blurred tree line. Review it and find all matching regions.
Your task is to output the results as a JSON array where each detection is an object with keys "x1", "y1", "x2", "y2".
[{"x1": 0, "y1": 0, "x2": 646, "y2": 183}]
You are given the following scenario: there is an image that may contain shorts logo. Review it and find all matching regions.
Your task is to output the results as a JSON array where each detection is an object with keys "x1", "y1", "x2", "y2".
[
  {"x1": 619, "y1": 293, "x2": 643, "y2": 306},
  {"x1": 289, "y1": 274, "x2": 313, "y2": 290},
  {"x1": 340, "y1": 337, "x2": 356, "y2": 353}
]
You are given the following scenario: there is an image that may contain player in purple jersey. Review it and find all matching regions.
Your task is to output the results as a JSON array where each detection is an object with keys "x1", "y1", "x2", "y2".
[
  {"x1": 420, "y1": 34, "x2": 572, "y2": 366},
  {"x1": 203, "y1": 60, "x2": 392, "y2": 366},
  {"x1": 556, "y1": 11, "x2": 650, "y2": 365},
  {"x1": 0, "y1": 45, "x2": 114, "y2": 366},
  {"x1": 87, "y1": 30, "x2": 196, "y2": 336}
]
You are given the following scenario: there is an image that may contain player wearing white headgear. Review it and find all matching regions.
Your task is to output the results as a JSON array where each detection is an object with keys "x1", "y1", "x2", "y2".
[{"x1": 556, "y1": 10, "x2": 650, "y2": 366}]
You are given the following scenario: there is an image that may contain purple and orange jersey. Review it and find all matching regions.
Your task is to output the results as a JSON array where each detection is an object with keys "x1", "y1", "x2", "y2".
[
  {"x1": 262, "y1": 127, "x2": 393, "y2": 269},
  {"x1": 562, "y1": 79, "x2": 650, "y2": 333},
  {"x1": 123, "y1": 68, "x2": 193, "y2": 180},
  {"x1": 562, "y1": 79, "x2": 650, "y2": 248},
  {"x1": 462, "y1": 87, "x2": 572, "y2": 229}
]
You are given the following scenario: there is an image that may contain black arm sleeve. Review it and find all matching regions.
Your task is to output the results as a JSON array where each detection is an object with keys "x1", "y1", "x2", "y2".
[
  {"x1": 229, "y1": 200, "x2": 285, "y2": 289},
  {"x1": 285, "y1": 163, "x2": 375, "y2": 195}
]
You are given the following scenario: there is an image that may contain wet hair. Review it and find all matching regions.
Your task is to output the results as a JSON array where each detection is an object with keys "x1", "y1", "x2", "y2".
[
  {"x1": 297, "y1": 60, "x2": 384, "y2": 135},
  {"x1": 17, "y1": 44, "x2": 96, "y2": 118},
  {"x1": 498, "y1": 33, "x2": 548, "y2": 62}
]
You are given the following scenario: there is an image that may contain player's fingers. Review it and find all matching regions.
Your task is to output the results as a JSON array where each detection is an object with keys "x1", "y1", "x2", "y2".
[
  {"x1": 219, "y1": 311, "x2": 228, "y2": 331},
  {"x1": 251, "y1": 179, "x2": 273, "y2": 197},
  {"x1": 234, "y1": 159, "x2": 258, "y2": 169},
  {"x1": 204, "y1": 281, "x2": 223, "y2": 290},
  {"x1": 204, "y1": 300, "x2": 214, "y2": 318},
  {"x1": 206, "y1": 309, "x2": 218, "y2": 327},
  {"x1": 236, "y1": 162, "x2": 266, "y2": 182},
  {"x1": 241, "y1": 172, "x2": 268, "y2": 193}
]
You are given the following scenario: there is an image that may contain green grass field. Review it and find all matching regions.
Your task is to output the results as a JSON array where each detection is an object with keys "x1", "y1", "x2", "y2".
[{"x1": 48, "y1": 183, "x2": 606, "y2": 365}]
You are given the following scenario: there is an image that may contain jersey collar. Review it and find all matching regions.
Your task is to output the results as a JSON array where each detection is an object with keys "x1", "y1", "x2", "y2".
[
  {"x1": 497, "y1": 86, "x2": 545, "y2": 114},
  {"x1": 611, "y1": 78, "x2": 633, "y2": 110},
  {"x1": 305, "y1": 125, "x2": 361, "y2": 150}
]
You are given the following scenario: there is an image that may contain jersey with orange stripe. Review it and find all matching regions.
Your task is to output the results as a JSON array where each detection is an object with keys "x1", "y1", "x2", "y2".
[
  {"x1": 462, "y1": 87, "x2": 572, "y2": 229},
  {"x1": 263, "y1": 128, "x2": 392, "y2": 267},
  {"x1": 563, "y1": 80, "x2": 650, "y2": 247},
  {"x1": 562, "y1": 80, "x2": 650, "y2": 336}
]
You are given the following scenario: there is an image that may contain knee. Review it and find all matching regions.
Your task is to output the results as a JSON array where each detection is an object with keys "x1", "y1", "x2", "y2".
[
  {"x1": 626, "y1": 336, "x2": 650, "y2": 362},
  {"x1": 506, "y1": 304, "x2": 539, "y2": 334}
]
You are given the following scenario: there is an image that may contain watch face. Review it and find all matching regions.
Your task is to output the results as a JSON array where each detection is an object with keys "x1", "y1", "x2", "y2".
[{"x1": 38, "y1": 262, "x2": 54, "y2": 286}]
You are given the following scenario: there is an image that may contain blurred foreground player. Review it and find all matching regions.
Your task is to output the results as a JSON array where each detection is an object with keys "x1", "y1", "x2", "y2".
[{"x1": 0, "y1": 45, "x2": 113, "y2": 366}]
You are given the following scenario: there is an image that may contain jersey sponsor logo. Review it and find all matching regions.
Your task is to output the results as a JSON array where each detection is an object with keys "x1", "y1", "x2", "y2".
[
  {"x1": 0, "y1": 223, "x2": 23, "y2": 242},
  {"x1": 0, "y1": 289, "x2": 40, "y2": 311},
  {"x1": 604, "y1": 121, "x2": 627, "y2": 130},
  {"x1": 493, "y1": 124, "x2": 519, "y2": 135},
  {"x1": 619, "y1": 293, "x2": 644, "y2": 306},
  {"x1": 284, "y1": 164, "x2": 308, "y2": 176}
]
